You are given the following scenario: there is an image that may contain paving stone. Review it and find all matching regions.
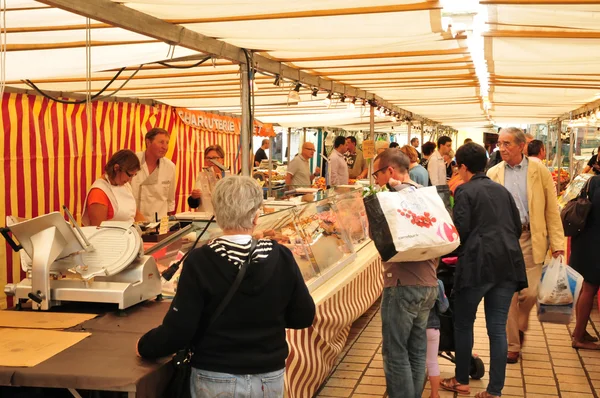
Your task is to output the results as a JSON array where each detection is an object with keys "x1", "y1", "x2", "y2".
[
  {"x1": 342, "y1": 356, "x2": 371, "y2": 364},
  {"x1": 502, "y1": 386, "x2": 524, "y2": 396},
  {"x1": 348, "y1": 348, "x2": 376, "y2": 357},
  {"x1": 331, "y1": 370, "x2": 363, "y2": 379},
  {"x1": 524, "y1": 383, "x2": 559, "y2": 395},
  {"x1": 359, "y1": 376, "x2": 386, "y2": 385},
  {"x1": 522, "y1": 359, "x2": 553, "y2": 369},
  {"x1": 553, "y1": 366, "x2": 586, "y2": 376},
  {"x1": 369, "y1": 360, "x2": 384, "y2": 369},
  {"x1": 324, "y1": 378, "x2": 358, "y2": 389},
  {"x1": 351, "y1": 343, "x2": 380, "y2": 351},
  {"x1": 317, "y1": 386, "x2": 354, "y2": 397},
  {"x1": 524, "y1": 375, "x2": 549, "y2": 385},
  {"x1": 355, "y1": 384, "x2": 387, "y2": 395},
  {"x1": 504, "y1": 377, "x2": 523, "y2": 387},
  {"x1": 336, "y1": 362, "x2": 368, "y2": 372},
  {"x1": 364, "y1": 367, "x2": 385, "y2": 377},
  {"x1": 523, "y1": 367, "x2": 554, "y2": 377},
  {"x1": 356, "y1": 337, "x2": 382, "y2": 345},
  {"x1": 550, "y1": 351, "x2": 580, "y2": 360},
  {"x1": 558, "y1": 382, "x2": 593, "y2": 393}
]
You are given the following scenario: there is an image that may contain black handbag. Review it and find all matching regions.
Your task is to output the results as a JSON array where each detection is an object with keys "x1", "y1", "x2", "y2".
[
  {"x1": 163, "y1": 239, "x2": 258, "y2": 398},
  {"x1": 561, "y1": 179, "x2": 592, "y2": 237}
]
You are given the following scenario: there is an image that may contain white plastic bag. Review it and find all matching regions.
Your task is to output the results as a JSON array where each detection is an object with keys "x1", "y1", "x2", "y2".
[
  {"x1": 538, "y1": 257, "x2": 573, "y2": 305},
  {"x1": 365, "y1": 186, "x2": 460, "y2": 262},
  {"x1": 537, "y1": 257, "x2": 583, "y2": 324}
]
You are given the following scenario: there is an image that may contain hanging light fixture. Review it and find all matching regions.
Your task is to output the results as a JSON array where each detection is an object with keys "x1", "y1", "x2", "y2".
[
  {"x1": 273, "y1": 74, "x2": 281, "y2": 86},
  {"x1": 347, "y1": 97, "x2": 357, "y2": 110},
  {"x1": 288, "y1": 83, "x2": 301, "y2": 103},
  {"x1": 340, "y1": 95, "x2": 346, "y2": 103},
  {"x1": 323, "y1": 92, "x2": 332, "y2": 107},
  {"x1": 311, "y1": 87, "x2": 319, "y2": 97}
]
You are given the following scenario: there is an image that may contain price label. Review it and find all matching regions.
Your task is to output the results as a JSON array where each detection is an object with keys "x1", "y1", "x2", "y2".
[
  {"x1": 159, "y1": 216, "x2": 169, "y2": 235},
  {"x1": 362, "y1": 140, "x2": 375, "y2": 159}
]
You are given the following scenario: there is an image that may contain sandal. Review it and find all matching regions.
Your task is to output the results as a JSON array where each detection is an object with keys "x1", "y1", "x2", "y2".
[
  {"x1": 475, "y1": 392, "x2": 500, "y2": 398},
  {"x1": 572, "y1": 340, "x2": 600, "y2": 350},
  {"x1": 440, "y1": 377, "x2": 470, "y2": 395}
]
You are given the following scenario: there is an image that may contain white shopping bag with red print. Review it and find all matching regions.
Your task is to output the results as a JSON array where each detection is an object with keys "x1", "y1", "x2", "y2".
[{"x1": 364, "y1": 186, "x2": 460, "y2": 262}]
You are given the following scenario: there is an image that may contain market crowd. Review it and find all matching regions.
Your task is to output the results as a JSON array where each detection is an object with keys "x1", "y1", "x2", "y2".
[{"x1": 82, "y1": 125, "x2": 598, "y2": 398}]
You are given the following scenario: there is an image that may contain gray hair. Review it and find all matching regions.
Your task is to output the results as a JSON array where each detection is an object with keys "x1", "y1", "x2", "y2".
[
  {"x1": 211, "y1": 176, "x2": 263, "y2": 231},
  {"x1": 499, "y1": 127, "x2": 526, "y2": 145}
]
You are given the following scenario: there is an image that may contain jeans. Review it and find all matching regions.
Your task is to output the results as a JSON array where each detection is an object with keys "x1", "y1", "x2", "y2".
[
  {"x1": 454, "y1": 281, "x2": 517, "y2": 397},
  {"x1": 190, "y1": 368, "x2": 285, "y2": 398},
  {"x1": 381, "y1": 284, "x2": 438, "y2": 398}
]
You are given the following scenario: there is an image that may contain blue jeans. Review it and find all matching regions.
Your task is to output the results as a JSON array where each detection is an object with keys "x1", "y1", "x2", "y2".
[
  {"x1": 454, "y1": 281, "x2": 517, "y2": 397},
  {"x1": 381, "y1": 285, "x2": 438, "y2": 398},
  {"x1": 190, "y1": 368, "x2": 285, "y2": 398}
]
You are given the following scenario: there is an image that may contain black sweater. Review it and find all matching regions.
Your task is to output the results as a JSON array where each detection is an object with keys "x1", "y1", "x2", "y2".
[{"x1": 137, "y1": 239, "x2": 316, "y2": 374}]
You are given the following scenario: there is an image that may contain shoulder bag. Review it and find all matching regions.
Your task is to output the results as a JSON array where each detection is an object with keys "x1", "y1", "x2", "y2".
[
  {"x1": 561, "y1": 179, "x2": 593, "y2": 237},
  {"x1": 164, "y1": 239, "x2": 258, "y2": 398}
]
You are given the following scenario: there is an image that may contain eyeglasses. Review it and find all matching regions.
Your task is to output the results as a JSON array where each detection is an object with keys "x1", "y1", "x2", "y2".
[
  {"x1": 125, "y1": 170, "x2": 137, "y2": 178},
  {"x1": 206, "y1": 156, "x2": 224, "y2": 161},
  {"x1": 303, "y1": 147, "x2": 316, "y2": 152},
  {"x1": 372, "y1": 165, "x2": 389, "y2": 179},
  {"x1": 497, "y1": 141, "x2": 514, "y2": 148}
]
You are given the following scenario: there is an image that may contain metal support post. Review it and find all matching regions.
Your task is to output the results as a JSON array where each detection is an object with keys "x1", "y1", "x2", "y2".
[
  {"x1": 407, "y1": 123, "x2": 412, "y2": 147},
  {"x1": 420, "y1": 122, "x2": 424, "y2": 154},
  {"x1": 369, "y1": 105, "x2": 375, "y2": 186},
  {"x1": 240, "y1": 63, "x2": 251, "y2": 176},
  {"x1": 556, "y1": 120, "x2": 563, "y2": 195},
  {"x1": 287, "y1": 127, "x2": 292, "y2": 163}
]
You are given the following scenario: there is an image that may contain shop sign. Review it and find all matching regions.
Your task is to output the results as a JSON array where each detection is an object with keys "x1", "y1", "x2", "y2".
[
  {"x1": 176, "y1": 108, "x2": 275, "y2": 136},
  {"x1": 362, "y1": 140, "x2": 375, "y2": 159}
]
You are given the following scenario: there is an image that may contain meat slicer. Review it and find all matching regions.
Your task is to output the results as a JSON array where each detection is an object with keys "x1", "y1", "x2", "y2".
[{"x1": 2, "y1": 210, "x2": 163, "y2": 310}]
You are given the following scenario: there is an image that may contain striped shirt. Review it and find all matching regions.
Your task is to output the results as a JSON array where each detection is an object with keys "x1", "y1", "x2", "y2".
[{"x1": 208, "y1": 236, "x2": 273, "y2": 268}]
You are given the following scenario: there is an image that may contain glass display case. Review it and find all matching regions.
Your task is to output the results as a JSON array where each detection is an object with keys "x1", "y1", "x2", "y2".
[{"x1": 151, "y1": 188, "x2": 368, "y2": 294}]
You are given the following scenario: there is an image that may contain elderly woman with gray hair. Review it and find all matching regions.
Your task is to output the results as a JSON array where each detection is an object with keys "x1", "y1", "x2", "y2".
[{"x1": 137, "y1": 176, "x2": 316, "y2": 398}]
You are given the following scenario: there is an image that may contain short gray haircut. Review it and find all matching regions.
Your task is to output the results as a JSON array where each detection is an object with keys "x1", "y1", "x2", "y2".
[
  {"x1": 211, "y1": 176, "x2": 263, "y2": 231},
  {"x1": 375, "y1": 148, "x2": 410, "y2": 173},
  {"x1": 500, "y1": 127, "x2": 526, "y2": 145}
]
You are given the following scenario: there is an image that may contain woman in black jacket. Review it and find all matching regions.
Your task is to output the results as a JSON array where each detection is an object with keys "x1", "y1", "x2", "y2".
[
  {"x1": 137, "y1": 176, "x2": 316, "y2": 397},
  {"x1": 441, "y1": 143, "x2": 527, "y2": 398},
  {"x1": 570, "y1": 175, "x2": 600, "y2": 350}
]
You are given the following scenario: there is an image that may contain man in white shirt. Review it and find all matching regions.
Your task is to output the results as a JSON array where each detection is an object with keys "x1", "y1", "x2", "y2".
[
  {"x1": 130, "y1": 128, "x2": 177, "y2": 221},
  {"x1": 328, "y1": 136, "x2": 349, "y2": 186},
  {"x1": 427, "y1": 136, "x2": 452, "y2": 186},
  {"x1": 285, "y1": 142, "x2": 320, "y2": 188},
  {"x1": 527, "y1": 140, "x2": 545, "y2": 163}
]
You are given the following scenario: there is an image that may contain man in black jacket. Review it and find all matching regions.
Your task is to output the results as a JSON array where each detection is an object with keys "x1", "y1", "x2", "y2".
[{"x1": 441, "y1": 143, "x2": 527, "y2": 398}]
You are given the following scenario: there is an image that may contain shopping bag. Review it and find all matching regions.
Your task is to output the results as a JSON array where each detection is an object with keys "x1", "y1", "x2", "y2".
[
  {"x1": 537, "y1": 257, "x2": 583, "y2": 324},
  {"x1": 538, "y1": 256, "x2": 580, "y2": 305},
  {"x1": 363, "y1": 186, "x2": 459, "y2": 262}
]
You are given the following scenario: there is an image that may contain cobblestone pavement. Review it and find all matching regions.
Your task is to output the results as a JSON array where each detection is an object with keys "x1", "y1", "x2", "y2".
[{"x1": 316, "y1": 298, "x2": 600, "y2": 398}]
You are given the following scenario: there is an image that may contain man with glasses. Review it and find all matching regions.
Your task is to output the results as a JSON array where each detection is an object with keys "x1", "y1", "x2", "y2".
[
  {"x1": 285, "y1": 142, "x2": 320, "y2": 188},
  {"x1": 427, "y1": 136, "x2": 452, "y2": 186},
  {"x1": 130, "y1": 127, "x2": 176, "y2": 222},
  {"x1": 487, "y1": 127, "x2": 565, "y2": 364},
  {"x1": 372, "y1": 149, "x2": 438, "y2": 398}
]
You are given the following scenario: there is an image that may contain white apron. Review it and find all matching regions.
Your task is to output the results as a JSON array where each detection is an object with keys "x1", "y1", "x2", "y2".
[
  {"x1": 130, "y1": 152, "x2": 176, "y2": 222},
  {"x1": 82, "y1": 176, "x2": 137, "y2": 226}
]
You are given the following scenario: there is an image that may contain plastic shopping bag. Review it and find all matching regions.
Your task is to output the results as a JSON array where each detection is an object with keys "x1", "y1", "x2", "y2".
[
  {"x1": 537, "y1": 257, "x2": 583, "y2": 324},
  {"x1": 538, "y1": 257, "x2": 573, "y2": 305},
  {"x1": 363, "y1": 186, "x2": 460, "y2": 262}
]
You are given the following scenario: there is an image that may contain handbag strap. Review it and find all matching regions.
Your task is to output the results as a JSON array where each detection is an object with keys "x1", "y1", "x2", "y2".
[
  {"x1": 580, "y1": 178, "x2": 592, "y2": 199},
  {"x1": 207, "y1": 238, "x2": 258, "y2": 328}
]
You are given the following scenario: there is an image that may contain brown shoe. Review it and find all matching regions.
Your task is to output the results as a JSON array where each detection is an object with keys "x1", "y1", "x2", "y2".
[{"x1": 507, "y1": 351, "x2": 520, "y2": 363}]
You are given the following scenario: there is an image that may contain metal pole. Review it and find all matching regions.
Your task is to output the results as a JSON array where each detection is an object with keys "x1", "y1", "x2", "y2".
[
  {"x1": 420, "y1": 122, "x2": 424, "y2": 154},
  {"x1": 407, "y1": 123, "x2": 412, "y2": 147},
  {"x1": 568, "y1": 126, "x2": 575, "y2": 180},
  {"x1": 303, "y1": 127, "x2": 307, "y2": 144},
  {"x1": 287, "y1": 127, "x2": 292, "y2": 163},
  {"x1": 240, "y1": 63, "x2": 251, "y2": 176},
  {"x1": 556, "y1": 119, "x2": 563, "y2": 195},
  {"x1": 267, "y1": 136, "x2": 274, "y2": 198},
  {"x1": 369, "y1": 105, "x2": 375, "y2": 186},
  {"x1": 546, "y1": 123, "x2": 551, "y2": 164}
]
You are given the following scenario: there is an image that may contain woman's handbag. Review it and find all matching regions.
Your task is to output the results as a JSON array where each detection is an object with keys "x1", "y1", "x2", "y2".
[
  {"x1": 163, "y1": 240, "x2": 258, "y2": 398},
  {"x1": 561, "y1": 179, "x2": 592, "y2": 237}
]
